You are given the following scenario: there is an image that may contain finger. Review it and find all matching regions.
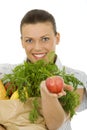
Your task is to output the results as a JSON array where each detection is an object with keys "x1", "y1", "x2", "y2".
[
  {"x1": 64, "y1": 83, "x2": 74, "y2": 91},
  {"x1": 57, "y1": 89, "x2": 66, "y2": 98}
]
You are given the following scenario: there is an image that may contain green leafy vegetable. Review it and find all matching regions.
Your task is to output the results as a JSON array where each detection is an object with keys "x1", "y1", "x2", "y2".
[
  {"x1": 2, "y1": 58, "x2": 83, "y2": 122},
  {"x1": 59, "y1": 90, "x2": 80, "y2": 117},
  {"x1": 29, "y1": 98, "x2": 39, "y2": 123}
]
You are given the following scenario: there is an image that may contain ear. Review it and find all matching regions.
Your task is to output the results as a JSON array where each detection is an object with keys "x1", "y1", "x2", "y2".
[{"x1": 56, "y1": 33, "x2": 60, "y2": 45}]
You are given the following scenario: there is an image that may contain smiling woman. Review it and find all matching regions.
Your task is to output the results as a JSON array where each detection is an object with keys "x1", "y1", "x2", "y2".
[
  {"x1": 20, "y1": 9, "x2": 60, "y2": 63},
  {"x1": 0, "y1": 0, "x2": 87, "y2": 74},
  {"x1": 0, "y1": 0, "x2": 87, "y2": 130},
  {"x1": 21, "y1": 22, "x2": 59, "y2": 63}
]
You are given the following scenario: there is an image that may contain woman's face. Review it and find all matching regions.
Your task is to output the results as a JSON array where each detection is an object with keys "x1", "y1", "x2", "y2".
[{"x1": 21, "y1": 22, "x2": 60, "y2": 63}]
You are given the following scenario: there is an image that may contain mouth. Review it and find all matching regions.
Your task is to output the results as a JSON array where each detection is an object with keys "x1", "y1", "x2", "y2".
[{"x1": 32, "y1": 53, "x2": 47, "y2": 60}]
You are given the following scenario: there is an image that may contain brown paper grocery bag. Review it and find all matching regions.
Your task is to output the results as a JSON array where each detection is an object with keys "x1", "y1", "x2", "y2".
[{"x1": 0, "y1": 98, "x2": 46, "y2": 130}]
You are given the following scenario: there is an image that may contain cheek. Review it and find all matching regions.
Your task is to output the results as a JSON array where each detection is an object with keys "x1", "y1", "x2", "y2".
[
  {"x1": 23, "y1": 44, "x2": 32, "y2": 52},
  {"x1": 46, "y1": 42, "x2": 56, "y2": 51}
]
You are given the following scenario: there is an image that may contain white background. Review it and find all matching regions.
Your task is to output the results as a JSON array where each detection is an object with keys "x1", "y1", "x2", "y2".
[{"x1": 0, "y1": 0, "x2": 87, "y2": 129}]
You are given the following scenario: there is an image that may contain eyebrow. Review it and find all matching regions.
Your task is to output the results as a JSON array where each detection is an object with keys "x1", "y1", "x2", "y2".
[
  {"x1": 40, "y1": 34, "x2": 50, "y2": 38},
  {"x1": 23, "y1": 34, "x2": 50, "y2": 39}
]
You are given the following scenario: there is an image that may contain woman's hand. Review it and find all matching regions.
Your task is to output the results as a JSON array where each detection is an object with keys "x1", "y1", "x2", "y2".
[
  {"x1": 40, "y1": 81, "x2": 72, "y2": 130},
  {"x1": 57, "y1": 83, "x2": 74, "y2": 98}
]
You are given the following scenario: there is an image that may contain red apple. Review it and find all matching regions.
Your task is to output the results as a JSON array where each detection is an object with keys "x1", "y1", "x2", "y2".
[{"x1": 46, "y1": 76, "x2": 64, "y2": 93}]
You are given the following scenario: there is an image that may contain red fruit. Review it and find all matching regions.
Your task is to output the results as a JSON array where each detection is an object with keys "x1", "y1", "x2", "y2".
[
  {"x1": 4, "y1": 82, "x2": 16, "y2": 96},
  {"x1": 46, "y1": 76, "x2": 64, "y2": 93}
]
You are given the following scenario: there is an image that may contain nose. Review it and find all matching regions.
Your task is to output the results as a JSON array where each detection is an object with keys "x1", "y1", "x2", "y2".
[{"x1": 34, "y1": 41, "x2": 41, "y2": 50}]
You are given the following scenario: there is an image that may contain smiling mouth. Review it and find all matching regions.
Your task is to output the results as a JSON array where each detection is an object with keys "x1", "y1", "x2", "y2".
[{"x1": 32, "y1": 53, "x2": 47, "y2": 59}]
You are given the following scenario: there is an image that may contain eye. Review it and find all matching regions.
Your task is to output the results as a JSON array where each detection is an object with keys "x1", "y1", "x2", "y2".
[
  {"x1": 42, "y1": 37, "x2": 49, "y2": 42},
  {"x1": 25, "y1": 38, "x2": 33, "y2": 43}
]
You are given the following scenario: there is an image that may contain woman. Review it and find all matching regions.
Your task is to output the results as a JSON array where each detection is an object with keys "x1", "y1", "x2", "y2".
[{"x1": 0, "y1": 9, "x2": 87, "y2": 130}]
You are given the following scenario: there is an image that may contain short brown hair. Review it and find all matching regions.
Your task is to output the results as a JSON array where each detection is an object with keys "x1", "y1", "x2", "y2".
[{"x1": 20, "y1": 9, "x2": 57, "y2": 34}]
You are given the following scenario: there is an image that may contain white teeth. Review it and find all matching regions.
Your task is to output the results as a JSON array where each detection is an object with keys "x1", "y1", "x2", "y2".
[{"x1": 34, "y1": 54, "x2": 46, "y2": 58}]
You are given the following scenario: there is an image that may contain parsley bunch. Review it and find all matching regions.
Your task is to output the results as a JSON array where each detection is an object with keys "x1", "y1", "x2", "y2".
[{"x1": 2, "y1": 59, "x2": 83, "y2": 121}]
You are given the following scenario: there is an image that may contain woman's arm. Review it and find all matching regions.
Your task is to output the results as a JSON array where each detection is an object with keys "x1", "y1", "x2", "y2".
[
  {"x1": 40, "y1": 81, "x2": 85, "y2": 130},
  {"x1": 40, "y1": 81, "x2": 69, "y2": 130}
]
